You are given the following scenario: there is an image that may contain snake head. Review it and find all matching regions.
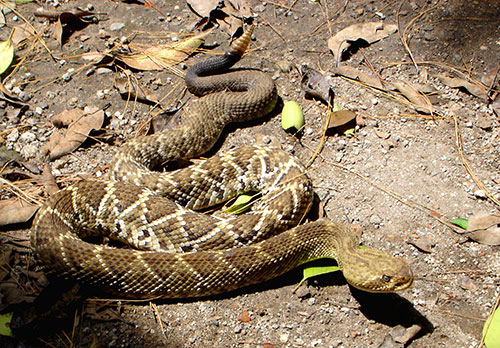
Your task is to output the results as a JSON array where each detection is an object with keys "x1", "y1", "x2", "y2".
[{"x1": 341, "y1": 248, "x2": 413, "y2": 293}]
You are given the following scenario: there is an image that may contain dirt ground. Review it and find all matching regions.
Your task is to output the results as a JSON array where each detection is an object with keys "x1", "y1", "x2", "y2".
[{"x1": 0, "y1": 0, "x2": 499, "y2": 347}]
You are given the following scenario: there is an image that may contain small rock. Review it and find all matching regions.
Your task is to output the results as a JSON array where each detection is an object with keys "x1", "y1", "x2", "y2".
[
  {"x1": 279, "y1": 332, "x2": 289, "y2": 343},
  {"x1": 96, "y1": 67, "x2": 112, "y2": 75},
  {"x1": 254, "y1": 4, "x2": 266, "y2": 12},
  {"x1": 306, "y1": 297, "x2": 316, "y2": 306},
  {"x1": 370, "y1": 214, "x2": 382, "y2": 225},
  {"x1": 110, "y1": 22, "x2": 125, "y2": 31},
  {"x1": 19, "y1": 131, "x2": 36, "y2": 142},
  {"x1": 473, "y1": 189, "x2": 487, "y2": 199},
  {"x1": 458, "y1": 276, "x2": 479, "y2": 291},
  {"x1": 391, "y1": 324, "x2": 421, "y2": 344},
  {"x1": 98, "y1": 29, "x2": 110, "y2": 39},
  {"x1": 7, "y1": 129, "x2": 19, "y2": 142},
  {"x1": 35, "y1": 107, "x2": 43, "y2": 115},
  {"x1": 276, "y1": 60, "x2": 293, "y2": 73},
  {"x1": 20, "y1": 144, "x2": 38, "y2": 158}
]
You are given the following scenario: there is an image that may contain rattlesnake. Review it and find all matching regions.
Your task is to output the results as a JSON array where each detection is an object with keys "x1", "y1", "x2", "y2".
[{"x1": 31, "y1": 26, "x2": 413, "y2": 299}]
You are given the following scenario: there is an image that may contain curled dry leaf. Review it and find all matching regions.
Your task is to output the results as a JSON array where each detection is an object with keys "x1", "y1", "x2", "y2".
[
  {"x1": 117, "y1": 32, "x2": 208, "y2": 71},
  {"x1": 35, "y1": 7, "x2": 100, "y2": 47},
  {"x1": 187, "y1": 0, "x2": 251, "y2": 36},
  {"x1": 301, "y1": 65, "x2": 334, "y2": 104},
  {"x1": 0, "y1": 199, "x2": 38, "y2": 226},
  {"x1": 466, "y1": 212, "x2": 500, "y2": 245},
  {"x1": 328, "y1": 22, "x2": 397, "y2": 61},
  {"x1": 42, "y1": 108, "x2": 104, "y2": 160},
  {"x1": 391, "y1": 81, "x2": 434, "y2": 114},
  {"x1": 437, "y1": 74, "x2": 488, "y2": 99}
]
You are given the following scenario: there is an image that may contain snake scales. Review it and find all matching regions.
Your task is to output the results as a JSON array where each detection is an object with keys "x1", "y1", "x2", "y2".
[{"x1": 31, "y1": 26, "x2": 412, "y2": 299}]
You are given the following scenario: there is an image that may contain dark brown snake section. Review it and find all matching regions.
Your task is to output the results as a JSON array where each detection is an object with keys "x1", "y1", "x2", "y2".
[{"x1": 31, "y1": 26, "x2": 413, "y2": 299}]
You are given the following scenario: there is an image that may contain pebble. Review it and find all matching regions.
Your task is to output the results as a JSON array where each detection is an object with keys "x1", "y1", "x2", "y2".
[
  {"x1": 19, "y1": 131, "x2": 36, "y2": 142},
  {"x1": 369, "y1": 214, "x2": 382, "y2": 225},
  {"x1": 20, "y1": 144, "x2": 38, "y2": 158},
  {"x1": 96, "y1": 67, "x2": 112, "y2": 75},
  {"x1": 7, "y1": 129, "x2": 19, "y2": 142},
  {"x1": 35, "y1": 106, "x2": 43, "y2": 115},
  {"x1": 473, "y1": 189, "x2": 487, "y2": 199},
  {"x1": 62, "y1": 72, "x2": 71, "y2": 82},
  {"x1": 110, "y1": 22, "x2": 125, "y2": 31}
]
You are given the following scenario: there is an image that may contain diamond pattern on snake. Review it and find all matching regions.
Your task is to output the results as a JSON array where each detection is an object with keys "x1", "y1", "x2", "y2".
[{"x1": 31, "y1": 25, "x2": 413, "y2": 299}]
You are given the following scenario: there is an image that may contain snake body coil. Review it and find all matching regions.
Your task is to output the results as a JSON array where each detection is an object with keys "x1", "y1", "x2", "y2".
[{"x1": 31, "y1": 27, "x2": 412, "y2": 299}]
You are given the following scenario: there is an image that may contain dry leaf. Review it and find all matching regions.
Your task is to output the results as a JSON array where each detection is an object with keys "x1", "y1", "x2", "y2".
[
  {"x1": 391, "y1": 81, "x2": 433, "y2": 114},
  {"x1": 330, "y1": 65, "x2": 385, "y2": 89},
  {"x1": 328, "y1": 110, "x2": 357, "y2": 128},
  {"x1": 118, "y1": 32, "x2": 207, "y2": 71},
  {"x1": 0, "y1": 199, "x2": 38, "y2": 226},
  {"x1": 328, "y1": 22, "x2": 397, "y2": 60},
  {"x1": 467, "y1": 212, "x2": 500, "y2": 245},
  {"x1": 187, "y1": 0, "x2": 219, "y2": 17},
  {"x1": 301, "y1": 65, "x2": 333, "y2": 103},
  {"x1": 0, "y1": 81, "x2": 28, "y2": 106},
  {"x1": 437, "y1": 74, "x2": 488, "y2": 99},
  {"x1": 43, "y1": 108, "x2": 104, "y2": 160},
  {"x1": 187, "y1": 0, "x2": 251, "y2": 36},
  {"x1": 38, "y1": 163, "x2": 59, "y2": 195},
  {"x1": 34, "y1": 8, "x2": 99, "y2": 47},
  {"x1": 407, "y1": 236, "x2": 433, "y2": 253}
]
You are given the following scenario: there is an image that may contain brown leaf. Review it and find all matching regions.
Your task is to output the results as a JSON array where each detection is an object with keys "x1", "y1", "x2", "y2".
[
  {"x1": 437, "y1": 74, "x2": 488, "y2": 99},
  {"x1": 330, "y1": 65, "x2": 385, "y2": 89},
  {"x1": 467, "y1": 212, "x2": 500, "y2": 245},
  {"x1": 407, "y1": 236, "x2": 433, "y2": 253},
  {"x1": 0, "y1": 199, "x2": 38, "y2": 226},
  {"x1": 38, "y1": 163, "x2": 59, "y2": 195},
  {"x1": 391, "y1": 80, "x2": 434, "y2": 114},
  {"x1": 328, "y1": 22, "x2": 397, "y2": 60},
  {"x1": 54, "y1": 17, "x2": 64, "y2": 47},
  {"x1": 117, "y1": 32, "x2": 207, "y2": 71},
  {"x1": 328, "y1": 110, "x2": 357, "y2": 128},
  {"x1": 0, "y1": 81, "x2": 28, "y2": 106},
  {"x1": 44, "y1": 108, "x2": 104, "y2": 160},
  {"x1": 187, "y1": 0, "x2": 220, "y2": 17},
  {"x1": 187, "y1": 0, "x2": 250, "y2": 36},
  {"x1": 301, "y1": 65, "x2": 333, "y2": 103}
]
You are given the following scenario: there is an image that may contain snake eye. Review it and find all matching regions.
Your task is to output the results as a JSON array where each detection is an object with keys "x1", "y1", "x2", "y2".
[{"x1": 382, "y1": 275, "x2": 392, "y2": 283}]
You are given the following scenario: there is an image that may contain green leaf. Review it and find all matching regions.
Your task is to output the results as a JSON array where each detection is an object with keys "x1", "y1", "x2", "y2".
[
  {"x1": 451, "y1": 218, "x2": 468, "y2": 230},
  {"x1": 0, "y1": 312, "x2": 13, "y2": 337},
  {"x1": 483, "y1": 305, "x2": 500, "y2": 348},
  {"x1": 294, "y1": 263, "x2": 340, "y2": 292},
  {"x1": 224, "y1": 194, "x2": 254, "y2": 214},
  {"x1": 0, "y1": 29, "x2": 15, "y2": 76}
]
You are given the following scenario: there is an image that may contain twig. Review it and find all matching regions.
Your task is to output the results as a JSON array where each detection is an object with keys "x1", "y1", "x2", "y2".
[
  {"x1": 420, "y1": 304, "x2": 485, "y2": 321},
  {"x1": 452, "y1": 114, "x2": 500, "y2": 208}
]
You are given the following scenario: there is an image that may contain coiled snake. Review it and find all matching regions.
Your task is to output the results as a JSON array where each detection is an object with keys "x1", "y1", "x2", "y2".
[{"x1": 31, "y1": 26, "x2": 412, "y2": 299}]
